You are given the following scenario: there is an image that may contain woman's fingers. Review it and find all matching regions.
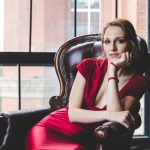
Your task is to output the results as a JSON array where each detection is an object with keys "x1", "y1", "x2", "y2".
[
  {"x1": 122, "y1": 111, "x2": 135, "y2": 130},
  {"x1": 120, "y1": 120, "x2": 129, "y2": 129},
  {"x1": 120, "y1": 52, "x2": 133, "y2": 67},
  {"x1": 121, "y1": 53, "x2": 127, "y2": 62},
  {"x1": 128, "y1": 112, "x2": 136, "y2": 129},
  {"x1": 111, "y1": 51, "x2": 133, "y2": 69},
  {"x1": 112, "y1": 52, "x2": 130, "y2": 68},
  {"x1": 108, "y1": 111, "x2": 135, "y2": 130},
  {"x1": 126, "y1": 51, "x2": 133, "y2": 64},
  {"x1": 126, "y1": 52, "x2": 130, "y2": 63}
]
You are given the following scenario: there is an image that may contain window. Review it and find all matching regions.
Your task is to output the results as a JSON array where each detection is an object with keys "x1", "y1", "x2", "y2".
[
  {"x1": 75, "y1": 0, "x2": 100, "y2": 35},
  {"x1": 0, "y1": 0, "x2": 149, "y2": 138}
]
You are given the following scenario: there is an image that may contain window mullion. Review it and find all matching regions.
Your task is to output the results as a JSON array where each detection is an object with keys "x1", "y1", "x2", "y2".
[
  {"x1": 29, "y1": 0, "x2": 32, "y2": 53},
  {"x1": 18, "y1": 64, "x2": 21, "y2": 110},
  {"x1": 74, "y1": 0, "x2": 77, "y2": 37},
  {"x1": 88, "y1": 0, "x2": 91, "y2": 34},
  {"x1": 0, "y1": 1, "x2": 4, "y2": 52}
]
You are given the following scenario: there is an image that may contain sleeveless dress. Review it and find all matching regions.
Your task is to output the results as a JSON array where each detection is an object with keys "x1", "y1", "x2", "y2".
[{"x1": 25, "y1": 58, "x2": 149, "y2": 150}]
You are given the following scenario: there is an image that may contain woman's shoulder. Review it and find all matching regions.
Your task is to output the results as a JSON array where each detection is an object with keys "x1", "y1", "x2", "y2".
[
  {"x1": 132, "y1": 74, "x2": 149, "y2": 87},
  {"x1": 77, "y1": 57, "x2": 108, "y2": 75},
  {"x1": 126, "y1": 74, "x2": 149, "y2": 99},
  {"x1": 134, "y1": 74, "x2": 149, "y2": 81}
]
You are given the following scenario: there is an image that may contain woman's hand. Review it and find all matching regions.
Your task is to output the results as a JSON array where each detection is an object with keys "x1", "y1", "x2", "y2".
[
  {"x1": 107, "y1": 110, "x2": 135, "y2": 130},
  {"x1": 112, "y1": 52, "x2": 132, "y2": 69}
]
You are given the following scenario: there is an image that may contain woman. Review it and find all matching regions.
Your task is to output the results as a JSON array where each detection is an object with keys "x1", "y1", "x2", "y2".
[{"x1": 26, "y1": 19, "x2": 149, "y2": 150}]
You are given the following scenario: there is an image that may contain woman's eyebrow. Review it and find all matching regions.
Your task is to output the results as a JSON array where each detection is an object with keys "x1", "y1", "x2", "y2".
[
  {"x1": 104, "y1": 37, "x2": 126, "y2": 39},
  {"x1": 115, "y1": 36, "x2": 126, "y2": 39}
]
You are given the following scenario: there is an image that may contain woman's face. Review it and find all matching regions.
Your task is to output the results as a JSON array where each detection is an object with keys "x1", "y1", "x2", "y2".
[{"x1": 103, "y1": 26, "x2": 128, "y2": 62}]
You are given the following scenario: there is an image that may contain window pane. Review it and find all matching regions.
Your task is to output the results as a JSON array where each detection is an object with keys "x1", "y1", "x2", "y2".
[
  {"x1": 90, "y1": 0, "x2": 99, "y2": 8},
  {"x1": 32, "y1": 0, "x2": 72, "y2": 52},
  {"x1": 77, "y1": 12, "x2": 88, "y2": 35},
  {"x1": 77, "y1": 0, "x2": 88, "y2": 8},
  {"x1": 21, "y1": 66, "x2": 59, "y2": 109},
  {"x1": 4, "y1": 0, "x2": 30, "y2": 52},
  {"x1": 0, "y1": 1, "x2": 4, "y2": 52},
  {"x1": 0, "y1": 66, "x2": 18, "y2": 112},
  {"x1": 90, "y1": 12, "x2": 100, "y2": 33},
  {"x1": 77, "y1": 0, "x2": 100, "y2": 36}
]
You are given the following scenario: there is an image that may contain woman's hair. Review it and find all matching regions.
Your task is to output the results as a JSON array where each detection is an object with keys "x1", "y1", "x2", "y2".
[{"x1": 101, "y1": 18, "x2": 148, "y2": 73}]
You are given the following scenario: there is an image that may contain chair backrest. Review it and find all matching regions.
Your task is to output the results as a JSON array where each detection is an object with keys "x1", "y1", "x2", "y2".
[{"x1": 49, "y1": 34, "x2": 148, "y2": 110}]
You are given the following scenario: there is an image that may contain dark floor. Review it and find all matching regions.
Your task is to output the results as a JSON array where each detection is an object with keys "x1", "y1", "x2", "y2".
[
  {"x1": 130, "y1": 136, "x2": 150, "y2": 150},
  {"x1": 130, "y1": 146, "x2": 150, "y2": 150}
]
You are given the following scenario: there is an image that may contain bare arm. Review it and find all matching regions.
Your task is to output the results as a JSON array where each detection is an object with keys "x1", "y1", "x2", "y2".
[
  {"x1": 107, "y1": 52, "x2": 134, "y2": 111},
  {"x1": 107, "y1": 52, "x2": 133, "y2": 111},
  {"x1": 107, "y1": 64, "x2": 123, "y2": 111},
  {"x1": 68, "y1": 72, "x2": 108, "y2": 123}
]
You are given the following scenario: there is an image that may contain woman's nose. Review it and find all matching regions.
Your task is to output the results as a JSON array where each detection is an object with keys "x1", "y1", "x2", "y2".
[{"x1": 110, "y1": 42, "x2": 117, "y2": 51}]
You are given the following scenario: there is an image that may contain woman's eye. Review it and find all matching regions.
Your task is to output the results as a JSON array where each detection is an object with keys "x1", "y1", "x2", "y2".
[{"x1": 104, "y1": 40, "x2": 110, "y2": 44}]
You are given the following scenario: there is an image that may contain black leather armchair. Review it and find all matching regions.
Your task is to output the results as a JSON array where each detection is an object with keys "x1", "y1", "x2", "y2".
[{"x1": 0, "y1": 34, "x2": 148, "y2": 150}]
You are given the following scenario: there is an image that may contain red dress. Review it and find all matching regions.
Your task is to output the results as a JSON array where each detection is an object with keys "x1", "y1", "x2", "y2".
[{"x1": 25, "y1": 58, "x2": 149, "y2": 150}]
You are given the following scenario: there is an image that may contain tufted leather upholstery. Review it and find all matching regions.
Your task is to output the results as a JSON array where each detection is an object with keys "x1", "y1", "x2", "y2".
[{"x1": 50, "y1": 34, "x2": 103, "y2": 110}]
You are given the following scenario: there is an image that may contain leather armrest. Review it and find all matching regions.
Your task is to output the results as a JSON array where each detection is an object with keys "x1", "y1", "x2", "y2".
[
  {"x1": 94, "y1": 121, "x2": 134, "y2": 150},
  {"x1": 94, "y1": 113, "x2": 141, "y2": 142},
  {"x1": 0, "y1": 107, "x2": 51, "y2": 150},
  {"x1": 94, "y1": 121, "x2": 133, "y2": 143},
  {"x1": 94, "y1": 114, "x2": 141, "y2": 150}
]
